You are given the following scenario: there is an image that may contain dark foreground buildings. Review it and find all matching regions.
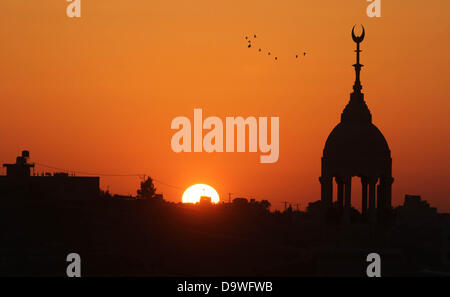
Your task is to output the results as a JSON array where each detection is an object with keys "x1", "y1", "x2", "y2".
[
  {"x1": 0, "y1": 150, "x2": 99, "y2": 200},
  {"x1": 0, "y1": 28, "x2": 449, "y2": 277}
]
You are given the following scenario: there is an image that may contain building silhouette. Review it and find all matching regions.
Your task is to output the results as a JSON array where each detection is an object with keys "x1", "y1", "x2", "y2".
[
  {"x1": 199, "y1": 195, "x2": 212, "y2": 205},
  {"x1": 3, "y1": 150, "x2": 35, "y2": 177},
  {"x1": 319, "y1": 26, "x2": 393, "y2": 222},
  {"x1": 396, "y1": 195, "x2": 439, "y2": 225},
  {"x1": 0, "y1": 150, "x2": 99, "y2": 200}
]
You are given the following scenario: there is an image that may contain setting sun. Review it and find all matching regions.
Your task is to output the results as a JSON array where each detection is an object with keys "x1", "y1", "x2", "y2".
[{"x1": 182, "y1": 184, "x2": 220, "y2": 204}]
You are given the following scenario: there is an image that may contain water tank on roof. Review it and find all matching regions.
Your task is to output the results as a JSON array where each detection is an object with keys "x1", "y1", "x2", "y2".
[{"x1": 22, "y1": 150, "x2": 30, "y2": 158}]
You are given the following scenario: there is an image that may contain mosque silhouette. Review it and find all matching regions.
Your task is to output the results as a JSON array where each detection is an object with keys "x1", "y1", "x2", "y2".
[{"x1": 319, "y1": 26, "x2": 394, "y2": 223}]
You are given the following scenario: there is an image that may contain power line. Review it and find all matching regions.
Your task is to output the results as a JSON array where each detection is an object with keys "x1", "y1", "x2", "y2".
[
  {"x1": 152, "y1": 179, "x2": 184, "y2": 191},
  {"x1": 34, "y1": 162, "x2": 184, "y2": 191},
  {"x1": 35, "y1": 162, "x2": 143, "y2": 177},
  {"x1": 34, "y1": 162, "x2": 262, "y2": 197}
]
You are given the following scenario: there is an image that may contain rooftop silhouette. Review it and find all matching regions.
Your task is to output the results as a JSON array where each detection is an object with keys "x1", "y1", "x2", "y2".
[
  {"x1": 0, "y1": 150, "x2": 99, "y2": 201},
  {"x1": 0, "y1": 26, "x2": 449, "y2": 277}
]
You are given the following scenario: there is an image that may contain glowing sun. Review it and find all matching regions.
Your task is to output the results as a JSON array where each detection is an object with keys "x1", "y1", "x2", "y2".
[{"x1": 182, "y1": 184, "x2": 220, "y2": 204}]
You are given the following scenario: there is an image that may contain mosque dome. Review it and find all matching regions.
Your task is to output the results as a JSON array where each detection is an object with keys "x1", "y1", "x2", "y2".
[
  {"x1": 323, "y1": 92, "x2": 391, "y2": 161},
  {"x1": 324, "y1": 121, "x2": 390, "y2": 160}
]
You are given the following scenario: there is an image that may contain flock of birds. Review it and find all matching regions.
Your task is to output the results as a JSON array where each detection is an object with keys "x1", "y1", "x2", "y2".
[{"x1": 244, "y1": 34, "x2": 307, "y2": 61}]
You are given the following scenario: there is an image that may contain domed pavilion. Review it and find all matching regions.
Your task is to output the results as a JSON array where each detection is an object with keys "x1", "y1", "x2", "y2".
[{"x1": 319, "y1": 26, "x2": 393, "y2": 221}]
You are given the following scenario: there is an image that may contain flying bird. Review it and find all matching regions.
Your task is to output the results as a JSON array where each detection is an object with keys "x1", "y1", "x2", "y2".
[{"x1": 242, "y1": 33, "x2": 308, "y2": 62}]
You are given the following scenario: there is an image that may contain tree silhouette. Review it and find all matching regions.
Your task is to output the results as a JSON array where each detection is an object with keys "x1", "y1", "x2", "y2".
[
  {"x1": 259, "y1": 200, "x2": 271, "y2": 210},
  {"x1": 137, "y1": 177, "x2": 156, "y2": 199}
]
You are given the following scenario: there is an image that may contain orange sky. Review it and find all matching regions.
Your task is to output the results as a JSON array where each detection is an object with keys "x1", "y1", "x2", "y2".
[{"x1": 0, "y1": 1, "x2": 449, "y2": 211}]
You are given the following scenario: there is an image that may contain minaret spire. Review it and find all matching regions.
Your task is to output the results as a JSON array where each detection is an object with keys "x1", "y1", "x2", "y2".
[
  {"x1": 340, "y1": 25, "x2": 372, "y2": 124},
  {"x1": 351, "y1": 25, "x2": 365, "y2": 94}
]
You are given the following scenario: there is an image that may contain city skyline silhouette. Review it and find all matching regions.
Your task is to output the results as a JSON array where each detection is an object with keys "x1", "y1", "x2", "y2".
[
  {"x1": 1, "y1": 1, "x2": 449, "y2": 214},
  {"x1": 0, "y1": 22, "x2": 449, "y2": 277}
]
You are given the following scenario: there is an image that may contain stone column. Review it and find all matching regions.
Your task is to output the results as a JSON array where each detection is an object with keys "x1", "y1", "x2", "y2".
[
  {"x1": 319, "y1": 176, "x2": 333, "y2": 204},
  {"x1": 336, "y1": 177, "x2": 344, "y2": 210},
  {"x1": 382, "y1": 177, "x2": 394, "y2": 209},
  {"x1": 377, "y1": 183, "x2": 384, "y2": 210},
  {"x1": 342, "y1": 176, "x2": 352, "y2": 224},
  {"x1": 344, "y1": 176, "x2": 352, "y2": 209},
  {"x1": 361, "y1": 177, "x2": 368, "y2": 217},
  {"x1": 368, "y1": 177, "x2": 378, "y2": 223}
]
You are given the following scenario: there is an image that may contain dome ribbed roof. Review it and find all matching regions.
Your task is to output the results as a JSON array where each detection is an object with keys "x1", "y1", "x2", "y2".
[
  {"x1": 323, "y1": 122, "x2": 390, "y2": 160},
  {"x1": 323, "y1": 91, "x2": 390, "y2": 160}
]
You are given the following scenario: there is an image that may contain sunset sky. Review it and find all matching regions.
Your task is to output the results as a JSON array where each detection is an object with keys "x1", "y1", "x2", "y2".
[{"x1": 0, "y1": 1, "x2": 449, "y2": 211}]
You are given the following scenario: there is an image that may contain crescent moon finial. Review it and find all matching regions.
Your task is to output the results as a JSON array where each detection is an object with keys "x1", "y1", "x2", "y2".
[{"x1": 352, "y1": 24, "x2": 365, "y2": 43}]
